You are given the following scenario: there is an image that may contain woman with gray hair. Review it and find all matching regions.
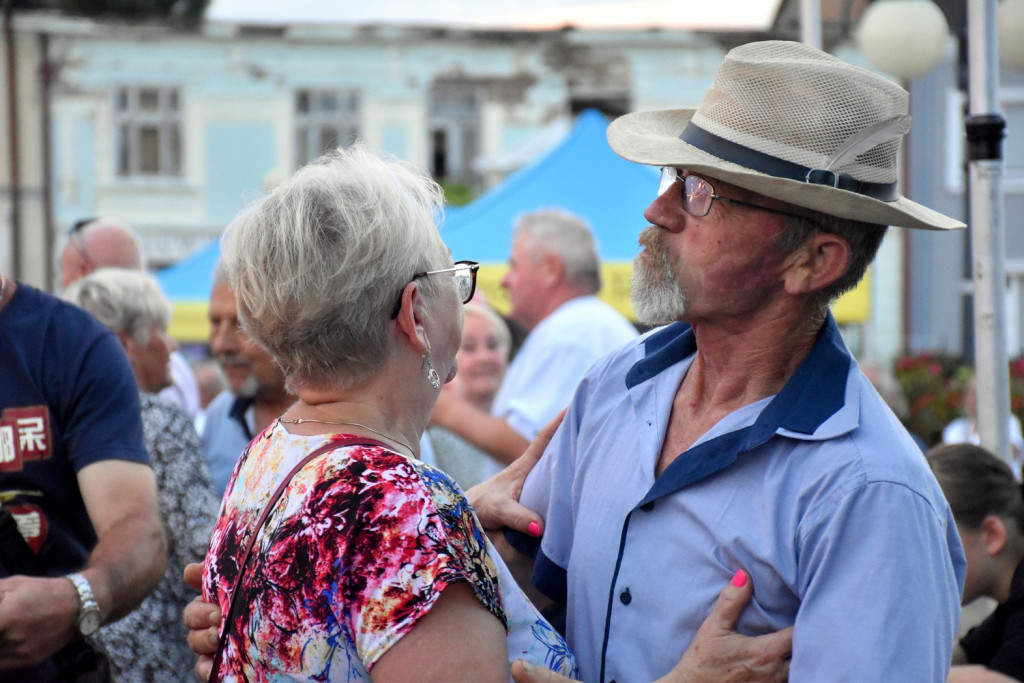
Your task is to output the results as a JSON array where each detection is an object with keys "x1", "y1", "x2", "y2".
[
  {"x1": 200, "y1": 145, "x2": 576, "y2": 681},
  {"x1": 61, "y1": 268, "x2": 219, "y2": 681}
]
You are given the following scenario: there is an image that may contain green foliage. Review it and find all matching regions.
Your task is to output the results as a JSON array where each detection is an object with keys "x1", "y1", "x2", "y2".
[{"x1": 439, "y1": 181, "x2": 476, "y2": 207}]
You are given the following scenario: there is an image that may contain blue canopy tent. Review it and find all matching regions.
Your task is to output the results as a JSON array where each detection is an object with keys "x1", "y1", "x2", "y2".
[{"x1": 438, "y1": 108, "x2": 657, "y2": 319}]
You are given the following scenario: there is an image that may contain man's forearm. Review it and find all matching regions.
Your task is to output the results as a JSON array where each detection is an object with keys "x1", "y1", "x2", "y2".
[
  {"x1": 434, "y1": 399, "x2": 530, "y2": 464},
  {"x1": 85, "y1": 510, "x2": 166, "y2": 622}
]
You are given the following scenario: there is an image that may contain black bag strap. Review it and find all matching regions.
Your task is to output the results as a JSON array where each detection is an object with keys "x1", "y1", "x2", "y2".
[{"x1": 209, "y1": 437, "x2": 385, "y2": 682}]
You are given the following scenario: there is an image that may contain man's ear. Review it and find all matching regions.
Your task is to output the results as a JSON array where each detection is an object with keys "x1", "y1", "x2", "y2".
[
  {"x1": 980, "y1": 514, "x2": 1008, "y2": 557},
  {"x1": 783, "y1": 232, "x2": 851, "y2": 295},
  {"x1": 394, "y1": 281, "x2": 431, "y2": 355},
  {"x1": 538, "y1": 251, "x2": 564, "y2": 287},
  {"x1": 115, "y1": 329, "x2": 134, "y2": 353}
]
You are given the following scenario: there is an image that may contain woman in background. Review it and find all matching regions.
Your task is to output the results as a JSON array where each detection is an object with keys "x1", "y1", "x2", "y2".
[
  {"x1": 62, "y1": 268, "x2": 219, "y2": 681},
  {"x1": 428, "y1": 302, "x2": 511, "y2": 489},
  {"x1": 926, "y1": 443, "x2": 1024, "y2": 682}
]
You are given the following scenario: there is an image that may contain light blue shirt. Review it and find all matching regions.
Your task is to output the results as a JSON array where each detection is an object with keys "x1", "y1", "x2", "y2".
[
  {"x1": 485, "y1": 295, "x2": 637, "y2": 477},
  {"x1": 516, "y1": 315, "x2": 966, "y2": 682},
  {"x1": 200, "y1": 390, "x2": 254, "y2": 497}
]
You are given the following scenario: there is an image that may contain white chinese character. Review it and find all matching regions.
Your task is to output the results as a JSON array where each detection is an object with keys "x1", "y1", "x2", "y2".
[
  {"x1": 0, "y1": 426, "x2": 14, "y2": 463},
  {"x1": 16, "y1": 418, "x2": 45, "y2": 452}
]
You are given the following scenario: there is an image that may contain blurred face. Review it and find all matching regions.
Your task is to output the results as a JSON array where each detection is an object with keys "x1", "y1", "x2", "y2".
[
  {"x1": 126, "y1": 324, "x2": 176, "y2": 394},
  {"x1": 59, "y1": 240, "x2": 92, "y2": 289},
  {"x1": 500, "y1": 233, "x2": 546, "y2": 330},
  {"x1": 958, "y1": 525, "x2": 990, "y2": 604},
  {"x1": 208, "y1": 281, "x2": 283, "y2": 398},
  {"x1": 458, "y1": 312, "x2": 507, "y2": 409}
]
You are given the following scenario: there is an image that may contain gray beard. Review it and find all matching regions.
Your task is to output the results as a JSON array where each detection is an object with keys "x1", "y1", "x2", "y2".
[
  {"x1": 235, "y1": 373, "x2": 260, "y2": 399},
  {"x1": 630, "y1": 232, "x2": 687, "y2": 325}
]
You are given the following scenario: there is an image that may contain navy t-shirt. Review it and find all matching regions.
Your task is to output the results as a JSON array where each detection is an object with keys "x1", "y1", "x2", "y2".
[{"x1": 0, "y1": 283, "x2": 149, "y2": 575}]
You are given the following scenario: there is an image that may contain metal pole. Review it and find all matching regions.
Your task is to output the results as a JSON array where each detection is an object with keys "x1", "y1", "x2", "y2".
[
  {"x1": 966, "y1": 0, "x2": 1011, "y2": 464},
  {"x1": 800, "y1": 0, "x2": 822, "y2": 49}
]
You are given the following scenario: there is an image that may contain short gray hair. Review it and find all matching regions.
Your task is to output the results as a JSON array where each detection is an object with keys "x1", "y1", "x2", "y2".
[
  {"x1": 221, "y1": 144, "x2": 451, "y2": 391},
  {"x1": 61, "y1": 267, "x2": 171, "y2": 344},
  {"x1": 513, "y1": 209, "x2": 601, "y2": 293},
  {"x1": 776, "y1": 210, "x2": 887, "y2": 315}
]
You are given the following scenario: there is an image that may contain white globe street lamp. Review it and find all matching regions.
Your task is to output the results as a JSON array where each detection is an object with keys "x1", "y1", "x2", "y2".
[
  {"x1": 857, "y1": 0, "x2": 950, "y2": 80},
  {"x1": 997, "y1": 0, "x2": 1024, "y2": 71}
]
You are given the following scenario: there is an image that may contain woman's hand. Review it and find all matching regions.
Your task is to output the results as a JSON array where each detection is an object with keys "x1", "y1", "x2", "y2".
[
  {"x1": 509, "y1": 570, "x2": 792, "y2": 683},
  {"x1": 182, "y1": 562, "x2": 219, "y2": 682},
  {"x1": 465, "y1": 409, "x2": 565, "y2": 534}
]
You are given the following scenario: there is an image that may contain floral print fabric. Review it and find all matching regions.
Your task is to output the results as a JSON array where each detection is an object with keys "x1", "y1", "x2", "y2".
[{"x1": 204, "y1": 421, "x2": 577, "y2": 681}]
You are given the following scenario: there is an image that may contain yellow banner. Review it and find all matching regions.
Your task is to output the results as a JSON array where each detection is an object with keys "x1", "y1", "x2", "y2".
[{"x1": 167, "y1": 263, "x2": 870, "y2": 343}]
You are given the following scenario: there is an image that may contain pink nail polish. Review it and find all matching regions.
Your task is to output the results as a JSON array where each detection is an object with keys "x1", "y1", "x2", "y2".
[
  {"x1": 731, "y1": 570, "x2": 747, "y2": 587},
  {"x1": 527, "y1": 521, "x2": 541, "y2": 538}
]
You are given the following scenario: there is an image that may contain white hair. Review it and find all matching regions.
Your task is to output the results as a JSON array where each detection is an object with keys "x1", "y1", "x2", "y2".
[
  {"x1": 221, "y1": 144, "x2": 451, "y2": 391},
  {"x1": 513, "y1": 209, "x2": 601, "y2": 293},
  {"x1": 61, "y1": 267, "x2": 171, "y2": 344}
]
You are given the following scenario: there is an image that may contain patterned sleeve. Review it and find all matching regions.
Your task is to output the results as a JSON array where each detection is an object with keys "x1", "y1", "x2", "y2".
[
  {"x1": 142, "y1": 397, "x2": 220, "y2": 567},
  {"x1": 275, "y1": 448, "x2": 506, "y2": 671}
]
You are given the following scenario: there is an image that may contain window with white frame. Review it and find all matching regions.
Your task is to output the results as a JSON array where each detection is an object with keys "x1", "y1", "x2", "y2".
[
  {"x1": 114, "y1": 86, "x2": 182, "y2": 177},
  {"x1": 294, "y1": 89, "x2": 361, "y2": 168}
]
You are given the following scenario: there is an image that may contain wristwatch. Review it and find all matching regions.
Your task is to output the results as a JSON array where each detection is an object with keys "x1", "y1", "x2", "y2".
[{"x1": 65, "y1": 572, "x2": 102, "y2": 636}]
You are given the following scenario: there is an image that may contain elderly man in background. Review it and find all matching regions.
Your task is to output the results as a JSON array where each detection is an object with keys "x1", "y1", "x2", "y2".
[
  {"x1": 0, "y1": 268, "x2": 165, "y2": 679},
  {"x1": 62, "y1": 268, "x2": 219, "y2": 681},
  {"x1": 202, "y1": 266, "x2": 295, "y2": 495},
  {"x1": 431, "y1": 209, "x2": 637, "y2": 476},
  {"x1": 59, "y1": 217, "x2": 202, "y2": 421}
]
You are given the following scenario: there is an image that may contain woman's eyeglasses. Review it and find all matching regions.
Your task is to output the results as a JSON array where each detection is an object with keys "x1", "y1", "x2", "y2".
[{"x1": 390, "y1": 260, "x2": 480, "y2": 318}]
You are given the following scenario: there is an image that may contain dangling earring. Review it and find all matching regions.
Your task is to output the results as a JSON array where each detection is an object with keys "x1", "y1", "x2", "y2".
[{"x1": 423, "y1": 355, "x2": 441, "y2": 389}]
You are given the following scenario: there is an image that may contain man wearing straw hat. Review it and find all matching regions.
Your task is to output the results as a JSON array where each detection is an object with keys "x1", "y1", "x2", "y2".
[
  {"x1": 187, "y1": 41, "x2": 967, "y2": 682},
  {"x1": 479, "y1": 40, "x2": 969, "y2": 682}
]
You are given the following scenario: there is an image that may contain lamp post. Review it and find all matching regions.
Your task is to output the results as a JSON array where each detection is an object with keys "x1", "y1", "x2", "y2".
[{"x1": 860, "y1": 0, "x2": 1013, "y2": 465}]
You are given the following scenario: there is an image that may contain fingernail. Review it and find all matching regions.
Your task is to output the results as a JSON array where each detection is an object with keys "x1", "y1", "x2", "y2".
[
  {"x1": 731, "y1": 569, "x2": 747, "y2": 587},
  {"x1": 527, "y1": 521, "x2": 541, "y2": 538},
  {"x1": 519, "y1": 661, "x2": 534, "y2": 673}
]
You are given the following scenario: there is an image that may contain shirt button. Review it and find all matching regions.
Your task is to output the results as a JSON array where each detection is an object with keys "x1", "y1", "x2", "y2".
[
  {"x1": 619, "y1": 587, "x2": 632, "y2": 605},
  {"x1": 639, "y1": 501, "x2": 654, "y2": 512}
]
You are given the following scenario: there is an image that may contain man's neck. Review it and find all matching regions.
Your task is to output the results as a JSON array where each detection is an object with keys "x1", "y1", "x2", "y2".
[
  {"x1": 656, "y1": 308, "x2": 825, "y2": 475},
  {"x1": 524, "y1": 288, "x2": 590, "y2": 331}
]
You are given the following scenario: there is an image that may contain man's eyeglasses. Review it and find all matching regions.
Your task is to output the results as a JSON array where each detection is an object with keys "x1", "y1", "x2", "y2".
[
  {"x1": 659, "y1": 168, "x2": 812, "y2": 225},
  {"x1": 68, "y1": 218, "x2": 98, "y2": 267},
  {"x1": 390, "y1": 260, "x2": 480, "y2": 318}
]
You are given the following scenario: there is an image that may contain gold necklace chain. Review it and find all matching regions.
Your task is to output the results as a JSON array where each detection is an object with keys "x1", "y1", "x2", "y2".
[{"x1": 279, "y1": 418, "x2": 415, "y2": 456}]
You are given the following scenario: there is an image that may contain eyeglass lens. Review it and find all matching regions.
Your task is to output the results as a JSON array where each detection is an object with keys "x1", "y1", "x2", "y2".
[{"x1": 658, "y1": 168, "x2": 714, "y2": 218}]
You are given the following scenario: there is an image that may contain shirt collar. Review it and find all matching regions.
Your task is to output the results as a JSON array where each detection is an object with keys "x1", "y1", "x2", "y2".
[
  {"x1": 625, "y1": 313, "x2": 851, "y2": 436},
  {"x1": 228, "y1": 395, "x2": 255, "y2": 440}
]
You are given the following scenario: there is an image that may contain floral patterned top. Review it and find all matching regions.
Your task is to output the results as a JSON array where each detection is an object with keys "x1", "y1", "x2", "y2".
[
  {"x1": 94, "y1": 392, "x2": 219, "y2": 682},
  {"x1": 204, "y1": 421, "x2": 577, "y2": 681}
]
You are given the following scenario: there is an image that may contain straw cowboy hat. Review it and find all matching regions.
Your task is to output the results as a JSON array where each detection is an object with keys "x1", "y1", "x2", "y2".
[{"x1": 608, "y1": 40, "x2": 964, "y2": 231}]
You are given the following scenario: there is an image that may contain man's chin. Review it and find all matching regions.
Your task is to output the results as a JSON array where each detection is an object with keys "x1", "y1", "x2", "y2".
[{"x1": 233, "y1": 374, "x2": 260, "y2": 399}]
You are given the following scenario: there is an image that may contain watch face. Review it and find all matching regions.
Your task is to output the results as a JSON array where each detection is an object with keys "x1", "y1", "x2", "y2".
[{"x1": 79, "y1": 609, "x2": 102, "y2": 636}]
